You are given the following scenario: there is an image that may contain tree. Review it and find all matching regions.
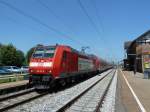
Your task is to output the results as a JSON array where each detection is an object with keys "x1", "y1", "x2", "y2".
[
  {"x1": 0, "y1": 44, "x2": 25, "y2": 66},
  {"x1": 0, "y1": 43, "x2": 3, "y2": 66},
  {"x1": 16, "y1": 50, "x2": 25, "y2": 67},
  {"x1": 26, "y1": 47, "x2": 35, "y2": 63},
  {"x1": 1, "y1": 44, "x2": 16, "y2": 66}
]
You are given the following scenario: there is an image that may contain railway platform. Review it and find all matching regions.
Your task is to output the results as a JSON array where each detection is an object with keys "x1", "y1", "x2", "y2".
[
  {"x1": 0, "y1": 80, "x2": 28, "y2": 90},
  {"x1": 116, "y1": 70, "x2": 150, "y2": 112},
  {"x1": 0, "y1": 80, "x2": 29, "y2": 95}
]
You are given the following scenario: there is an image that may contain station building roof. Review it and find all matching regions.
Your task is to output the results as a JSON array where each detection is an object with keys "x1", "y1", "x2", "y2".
[{"x1": 129, "y1": 30, "x2": 150, "y2": 49}]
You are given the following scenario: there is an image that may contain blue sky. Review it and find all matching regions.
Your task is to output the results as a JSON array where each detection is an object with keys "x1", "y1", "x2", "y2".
[{"x1": 0, "y1": 0, "x2": 150, "y2": 62}]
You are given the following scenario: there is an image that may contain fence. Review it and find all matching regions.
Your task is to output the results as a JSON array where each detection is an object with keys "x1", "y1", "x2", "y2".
[{"x1": 0, "y1": 73, "x2": 29, "y2": 84}]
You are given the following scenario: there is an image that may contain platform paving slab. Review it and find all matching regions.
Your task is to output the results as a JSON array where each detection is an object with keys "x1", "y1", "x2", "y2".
[
  {"x1": 0, "y1": 80, "x2": 28, "y2": 90},
  {"x1": 123, "y1": 71, "x2": 150, "y2": 112},
  {"x1": 115, "y1": 70, "x2": 140, "y2": 112}
]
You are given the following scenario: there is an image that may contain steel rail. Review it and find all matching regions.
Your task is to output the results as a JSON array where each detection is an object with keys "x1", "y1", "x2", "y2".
[
  {"x1": 0, "y1": 91, "x2": 48, "y2": 112},
  {"x1": 0, "y1": 88, "x2": 35, "y2": 102},
  {"x1": 94, "y1": 70, "x2": 116, "y2": 112},
  {"x1": 56, "y1": 69, "x2": 114, "y2": 112}
]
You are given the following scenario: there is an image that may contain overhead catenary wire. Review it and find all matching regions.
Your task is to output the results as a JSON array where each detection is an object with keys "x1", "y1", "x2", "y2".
[
  {"x1": 0, "y1": 0, "x2": 83, "y2": 46},
  {"x1": 0, "y1": 0, "x2": 114, "y2": 61},
  {"x1": 7, "y1": 16, "x2": 103, "y2": 59},
  {"x1": 77, "y1": 0, "x2": 110, "y2": 50},
  {"x1": 36, "y1": 0, "x2": 78, "y2": 37},
  {"x1": 36, "y1": 0, "x2": 104, "y2": 54},
  {"x1": 89, "y1": 0, "x2": 105, "y2": 33},
  {"x1": 37, "y1": 0, "x2": 107, "y2": 59},
  {"x1": 2, "y1": 14, "x2": 50, "y2": 35},
  {"x1": 77, "y1": 0, "x2": 116, "y2": 61},
  {"x1": 77, "y1": 0, "x2": 102, "y2": 36},
  {"x1": 36, "y1": 0, "x2": 92, "y2": 47},
  {"x1": 0, "y1": 0, "x2": 102, "y2": 57},
  {"x1": 90, "y1": 0, "x2": 116, "y2": 60}
]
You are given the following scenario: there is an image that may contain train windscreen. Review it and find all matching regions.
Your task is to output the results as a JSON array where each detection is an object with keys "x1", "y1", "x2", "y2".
[
  {"x1": 32, "y1": 47, "x2": 55, "y2": 58},
  {"x1": 44, "y1": 47, "x2": 55, "y2": 58}
]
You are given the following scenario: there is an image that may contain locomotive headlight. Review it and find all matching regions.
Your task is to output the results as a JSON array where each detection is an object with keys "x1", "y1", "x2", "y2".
[
  {"x1": 43, "y1": 62, "x2": 52, "y2": 67},
  {"x1": 29, "y1": 62, "x2": 38, "y2": 67}
]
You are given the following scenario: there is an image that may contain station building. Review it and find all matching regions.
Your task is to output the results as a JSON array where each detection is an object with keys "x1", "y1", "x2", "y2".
[{"x1": 124, "y1": 30, "x2": 150, "y2": 73}]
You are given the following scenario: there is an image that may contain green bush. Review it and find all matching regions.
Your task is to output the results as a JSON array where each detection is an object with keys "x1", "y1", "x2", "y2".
[{"x1": 0, "y1": 43, "x2": 25, "y2": 66}]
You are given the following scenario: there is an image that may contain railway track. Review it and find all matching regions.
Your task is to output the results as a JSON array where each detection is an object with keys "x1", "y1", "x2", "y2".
[
  {"x1": 5, "y1": 69, "x2": 114, "y2": 112},
  {"x1": 0, "y1": 88, "x2": 48, "y2": 112},
  {"x1": 56, "y1": 70, "x2": 116, "y2": 112},
  {"x1": 0, "y1": 88, "x2": 35, "y2": 102}
]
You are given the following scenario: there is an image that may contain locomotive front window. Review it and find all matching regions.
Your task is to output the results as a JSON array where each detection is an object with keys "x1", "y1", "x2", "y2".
[
  {"x1": 32, "y1": 47, "x2": 55, "y2": 58},
  {"x1": 44, "y1": 47, "x2": 55, "y2": 58},
  {"x1": 33, "y1": 48, "x2": 44, "y2": 58}
]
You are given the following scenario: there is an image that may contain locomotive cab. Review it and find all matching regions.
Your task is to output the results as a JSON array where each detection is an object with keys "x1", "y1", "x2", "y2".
[{"x1": 29, "y1": 46, "x2": 56, "y2": 89}]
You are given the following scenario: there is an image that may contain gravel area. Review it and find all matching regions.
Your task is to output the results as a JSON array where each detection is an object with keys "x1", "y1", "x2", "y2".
[
  {"x1": 100, "y1": 69, "x2": 117, "y2": 112},
  {"x1": 0, "y1": 91, "x2": 40, "y2": 110},
  {"x1": 65, "y1": 70, "x2": 115, "y2": 112},
  {"x1": 0, "y1": 88, "x2": 34, "y2": 100},
  {"x1": 7, "y1": 69, "x2": 112, "y2": 112}
]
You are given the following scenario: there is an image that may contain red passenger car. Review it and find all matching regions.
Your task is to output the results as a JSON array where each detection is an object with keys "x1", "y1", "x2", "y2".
[{"x1": 29, "y1": 44, "x2": 100, "y2": 89}]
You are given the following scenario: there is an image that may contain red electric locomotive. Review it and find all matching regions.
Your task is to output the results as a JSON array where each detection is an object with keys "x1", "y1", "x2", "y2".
[{"x1": 29, "y1": 44, "x2": 100, "y2": 89}]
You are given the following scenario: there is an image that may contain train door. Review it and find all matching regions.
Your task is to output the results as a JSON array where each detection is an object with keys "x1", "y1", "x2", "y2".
[
  {"x1": 66, "y1": 52, "x2": 78, "y2": 73},
  {"x1": 66, "y1": 52, "x2": 72, "y2": 73},
  {"x1": 62, "y1": 51, "x2": 71, "y2": 73},
  {"x1": 62, "y1": 51, "x2": 68, "y2": 74},
  {"x1": 62, "y1": 51, "x2": 77, "y2": 75}
]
